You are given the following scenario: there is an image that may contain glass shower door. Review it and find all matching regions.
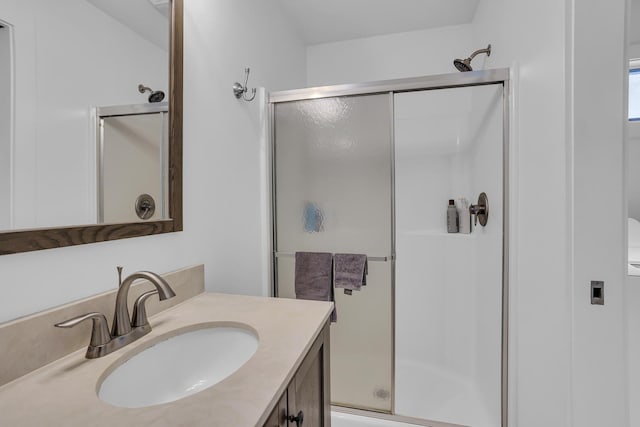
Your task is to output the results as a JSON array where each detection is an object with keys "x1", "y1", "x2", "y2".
[{"x1": 273, "y1": 94, "x2": 393, "y2": 412}]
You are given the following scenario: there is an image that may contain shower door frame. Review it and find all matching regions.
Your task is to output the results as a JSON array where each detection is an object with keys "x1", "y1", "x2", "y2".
[
  {"x1": 95, "y1": 103, "x2": 169, "y2": 224},
  {"x1": 268, "y1": 68, "x2": 511, "y2": 427}
]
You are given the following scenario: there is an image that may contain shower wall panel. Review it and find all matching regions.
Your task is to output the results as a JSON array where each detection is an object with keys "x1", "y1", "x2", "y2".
[
  {"x1": 394, "y1": 84, "x2": 503, "y2": 427},
  {"x1": 273, "y1": 94, "x2": 394, "y2": 412}
]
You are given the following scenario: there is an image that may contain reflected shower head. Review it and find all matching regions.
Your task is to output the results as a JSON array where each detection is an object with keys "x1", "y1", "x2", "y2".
[
  {"x1": 453, "y1": 44, "x2": 492, "y2": 72},
  {"x1": 454, "y1": 58, "x2": 473, "y2": 72},
  {"x1": 138, "y1": 84, "x2": 165, "y2": 103}
]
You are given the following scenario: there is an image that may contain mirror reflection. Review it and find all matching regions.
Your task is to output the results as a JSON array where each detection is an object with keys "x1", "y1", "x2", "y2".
[
  {"x1": 628, "y1": 0, "x2": 640, "y2": 274},
  {"x1": 97, "y1": 104, "x2": 168, "y2": 223},
  {"x1": 1, "y1": 0, "x2": 170, "y2": 231}
]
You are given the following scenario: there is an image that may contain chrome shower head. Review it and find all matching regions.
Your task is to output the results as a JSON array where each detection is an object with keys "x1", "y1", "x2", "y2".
[
  {"x1": 148, "y1": 90, "x2": 165, "y2": 103},
  {"x1": 138, "y1": 84, "x2": 165, "y2": 103},
  {"x1": 453, "y1": 58, "x2": 473, "y2": 72},
  {"x1": 453, "y1": 44, "x2": 492, "y2": 72}
]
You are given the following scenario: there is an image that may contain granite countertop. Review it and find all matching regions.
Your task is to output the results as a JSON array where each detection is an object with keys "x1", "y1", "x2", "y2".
[{"x1": 0, "y1": 293, "x2": 333, "y2": 427}]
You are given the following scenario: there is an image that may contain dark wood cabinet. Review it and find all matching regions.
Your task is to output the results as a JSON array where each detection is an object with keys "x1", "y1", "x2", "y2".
[
  {"x1": 264, "y1": 321, "x2": 330, "y2": 427},
  {"x1": 265, "y1": 393, "x2": 288, "y2": 427}
]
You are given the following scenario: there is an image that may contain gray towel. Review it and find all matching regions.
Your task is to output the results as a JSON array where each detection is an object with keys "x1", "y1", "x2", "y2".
[
  {"x1": 334, "y1": 253, "x2": 368, "y2": 295},
  {"x1": 294, "y1": 252, "x2": 336, "y2": 322}
]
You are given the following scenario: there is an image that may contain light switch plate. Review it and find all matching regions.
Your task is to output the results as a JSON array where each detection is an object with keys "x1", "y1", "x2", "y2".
[{"x1": 591, "y1": 281, "x2": 604, "y2": 305}]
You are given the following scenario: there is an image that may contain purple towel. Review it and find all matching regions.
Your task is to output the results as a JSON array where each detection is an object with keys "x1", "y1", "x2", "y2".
[
  {"x1": 294, "y1": 252, "x2": 336, "y2": 322},
  {"x1": 334, "y1": 254, "x2": 368, "y2": 295}
]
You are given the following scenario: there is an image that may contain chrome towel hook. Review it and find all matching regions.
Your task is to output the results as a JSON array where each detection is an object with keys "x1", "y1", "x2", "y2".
[{"x1": 232, "y1": 67, "x2": 257, "y2": 101}]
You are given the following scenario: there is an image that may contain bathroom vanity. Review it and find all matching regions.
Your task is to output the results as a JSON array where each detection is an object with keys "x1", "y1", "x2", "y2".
[
  {"x1": 0, "y1": 265, "x2": 332, "y2": 426},
  {"x1": 264, "y1": 324, "x2": 330, "y2": 427}
]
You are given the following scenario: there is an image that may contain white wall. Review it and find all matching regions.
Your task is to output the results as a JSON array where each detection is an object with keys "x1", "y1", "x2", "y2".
[
  {"x1": 0, "y1": 2, "x2": 633, "y2": 426},
  {"x1": 308, "y1": 0, "x2": 630, "y2": 425},
  {"x1": 0, "y1": 25, "x2": 11, "y2": 230},
  {"x1": 628, "y1": 277, "x2": 640, "y2": 425},
  {"x1": 572, "y1": 0, "x2": 628, "y2": 426},
  {"x1": 473, "y1": 0, "x2": 629, "y2": 425},
  {"x1": 0, "y1": 0, "x2": 307, "y2": 324},
  {"x1": 3, "y1": 0, "x2": 167, "y2": 230},
  {"x1": 306, "y1": 2, "x2": 573, "y2": 425},
  {"x1": 628, "y1": 44, "x2": 640, "y2": 427},
  {"x1": 471, "y1": 0, "x2": 574, "y2": 426},
  {"x1": 307, "y1": 24, "x2": 475, "y2": 86}
]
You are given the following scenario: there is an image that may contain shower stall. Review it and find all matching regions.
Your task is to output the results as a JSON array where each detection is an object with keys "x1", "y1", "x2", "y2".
[{"x1": 270, "y1": 69, "x2": 509, "y2": 427}]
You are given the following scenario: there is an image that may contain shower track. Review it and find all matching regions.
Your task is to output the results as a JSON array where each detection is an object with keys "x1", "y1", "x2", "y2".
[{"x1": 332, "y1": 406, "x2": 469, "y2": 427}]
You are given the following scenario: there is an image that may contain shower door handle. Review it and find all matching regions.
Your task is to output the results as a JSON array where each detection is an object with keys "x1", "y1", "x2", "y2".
[{"x1": 287, "y1": 410, "x2": 303, "y2": 426}]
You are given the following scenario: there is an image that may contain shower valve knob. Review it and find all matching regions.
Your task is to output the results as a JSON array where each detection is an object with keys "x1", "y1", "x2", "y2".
[
  {"x1": 470, "y1": 204, "x2": 485, "y2": 225},
  {"x1": 287, "y1": 410, "x2": 303, "y2": 426},
  {"x1": 470, "y1": 192, "x2": 489, "y2": 227}
]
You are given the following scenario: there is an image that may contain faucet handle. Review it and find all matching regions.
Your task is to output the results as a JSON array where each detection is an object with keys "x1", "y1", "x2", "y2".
[
  {"x1": 131, "y1": 290, "x2": 158, "y2": 328},
  {"x1": 55, "y1": 312, "x2": 111, "y2": 347}
]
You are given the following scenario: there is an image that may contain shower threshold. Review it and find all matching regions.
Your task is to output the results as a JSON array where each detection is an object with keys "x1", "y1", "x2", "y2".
[{"x1": 331, "y1": 406, "x2": 469, "y2": 427}]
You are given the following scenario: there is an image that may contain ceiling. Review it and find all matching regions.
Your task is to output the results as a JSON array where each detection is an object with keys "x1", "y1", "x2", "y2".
[
  {"x1": 274, "y1": 0, "x2": 480, "y2": 45},
  {"x1": 86, "y1": 0, "x2": 168, "y2": 50},
  {"x1": 84, "y1": 1, "x2": 640, "y2": 49}
]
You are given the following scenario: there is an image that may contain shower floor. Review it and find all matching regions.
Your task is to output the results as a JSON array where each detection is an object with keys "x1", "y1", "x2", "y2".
[{"x1": 395, "y1": 360, "x2": 496, "y2": 427}]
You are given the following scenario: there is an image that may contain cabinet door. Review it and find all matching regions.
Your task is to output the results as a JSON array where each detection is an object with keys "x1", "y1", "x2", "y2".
[
  {"x1": 263, "y1": 323, "x2": 330, "y2": 427},
  {"x1": 287, "y1": 324, "x2": 330, "y2": 427},
  {"x1": 265, "y1": 393, "x2": 287, "y2": 427}
]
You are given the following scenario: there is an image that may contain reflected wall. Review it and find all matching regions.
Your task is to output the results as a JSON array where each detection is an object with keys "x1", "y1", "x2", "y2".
[
  {"x1": 0, "y1": 24, "x2": 11, "y2": 230},
  {"x1": 1, "y1": 0, "x2": 167, "y2": 230}
]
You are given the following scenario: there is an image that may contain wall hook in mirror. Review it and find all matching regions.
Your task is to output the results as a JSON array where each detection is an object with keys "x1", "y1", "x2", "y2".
[{"x1": 232, "y1": 67, "x2": 257, "y2": 101}]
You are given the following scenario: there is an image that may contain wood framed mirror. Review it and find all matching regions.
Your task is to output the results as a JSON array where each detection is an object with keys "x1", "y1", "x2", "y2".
[{"x1": 0, "y1": 0, "x2": 183, "y2": 255}]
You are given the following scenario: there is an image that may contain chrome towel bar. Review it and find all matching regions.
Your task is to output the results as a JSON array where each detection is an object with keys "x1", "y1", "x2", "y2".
[{"x1": 274, "y1": 252, "x2": 392, "y2": 262}]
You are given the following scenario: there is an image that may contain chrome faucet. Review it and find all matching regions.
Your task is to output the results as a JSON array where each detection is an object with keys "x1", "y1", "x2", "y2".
[
  {"x1": 55, "y1": 267, "x2": 176, "y2": 359},
  {"x1": 111, "y1": 271, "x2": 176, "y2": 336}
]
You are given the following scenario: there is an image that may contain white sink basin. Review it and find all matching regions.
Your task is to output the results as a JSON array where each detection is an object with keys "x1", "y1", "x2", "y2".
[{"x1": 98, "y1": 325, "x2": 259, "y2": 408}]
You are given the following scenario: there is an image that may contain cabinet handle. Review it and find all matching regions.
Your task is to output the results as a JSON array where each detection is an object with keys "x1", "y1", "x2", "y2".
[{"x1": 287, "y1": 410, "x2": 304, "y2": 427}]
